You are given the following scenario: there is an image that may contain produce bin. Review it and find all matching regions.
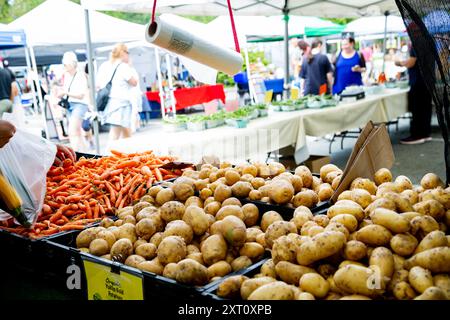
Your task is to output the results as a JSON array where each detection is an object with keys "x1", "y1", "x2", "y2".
[{"x1": 45, "y1": 228, "x2": 270, "y2": 301}]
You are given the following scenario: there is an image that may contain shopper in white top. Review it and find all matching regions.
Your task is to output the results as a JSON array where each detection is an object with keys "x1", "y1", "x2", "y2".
[
  {"x1": 57, "y1": 51, "x2": 89, "y2": 152},
  {"x1": 97, "y1": 43, "x2": 137, "y2": 145}
]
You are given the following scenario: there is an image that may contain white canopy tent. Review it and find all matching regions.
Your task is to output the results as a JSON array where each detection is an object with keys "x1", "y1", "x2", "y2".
[
  {"x1": 9, "y1": 0, "x2": 145, "y2": 45},
  {"x1": 81, "y1": 0, "x2": 400, "y2": 87},
  {"x1": 344, "y1": 15, "x2": 406, "y2": 35}
]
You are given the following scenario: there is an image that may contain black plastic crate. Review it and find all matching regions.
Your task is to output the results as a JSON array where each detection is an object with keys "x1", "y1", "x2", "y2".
[
  {"x1": 45, "y1": 230, "x2": 269, "y2": 300},
  {"x1": 202, "y1": 257, "x2": 270, "y2": 301}
]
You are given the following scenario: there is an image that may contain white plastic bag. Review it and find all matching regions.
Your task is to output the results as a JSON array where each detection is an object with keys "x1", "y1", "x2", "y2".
[{"x1": 0, "y1": 129, "x2": 56, "y2": 227}]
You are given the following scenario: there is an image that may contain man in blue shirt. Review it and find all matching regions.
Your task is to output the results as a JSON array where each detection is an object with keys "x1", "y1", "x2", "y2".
[
  {"x1": 299, "y1": 40, "x2": 333, "y2": 95},
  {"x1": 395, "y1": 48, "x2": 433, "y2": 144}
]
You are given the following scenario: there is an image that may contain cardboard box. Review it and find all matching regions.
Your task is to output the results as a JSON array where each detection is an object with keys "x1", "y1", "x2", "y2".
[
  {"x1": 304, "y1": 155, "x2": 331, "y2": 174},
  {"x1": 278, "y1": 156, "x2": 298, "y2": 171},
  {"x1": 331, "y1": 121, "x2": 395, "y2": 203}
]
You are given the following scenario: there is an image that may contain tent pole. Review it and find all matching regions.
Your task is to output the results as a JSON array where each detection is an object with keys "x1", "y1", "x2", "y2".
[
  {"x1": 382, "y1": 11, "x2": 389, "y2": 73},
  {"x1": 154, "y1": 48, "x2": 166, "y2": 119},
  {"x1": 283, "y1": 9, "x2": 290, "y2": 96},
  {"x1": 244, "y1": 47, "x2": 256, "y2": 104},
  {"x1": 84, "y1": 8, "x2": 100, "y2": 155},
  {"x1": 28, "y1": 45, "x2": 44, "y2": 114},
  {"x1": 23, "y1": 46, "x2": 38, "y2": 116},
  {"x1": 165, "y1": 54, "x2": 176, "y2": 118}
]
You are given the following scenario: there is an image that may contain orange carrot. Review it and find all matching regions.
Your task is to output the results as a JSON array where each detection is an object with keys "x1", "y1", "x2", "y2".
[
  {"x1": 93, "y1": 204, "x2": 100, "y2": 219},
  {"x1": 85, "y1": 201, "x2": 93, "y2": 219},
  {"x1": 116, "y1": 160, "x2": 139, "y2": 169},
  {"x1": 154, "y1": 167, "x2": 163, "y2": 182}
]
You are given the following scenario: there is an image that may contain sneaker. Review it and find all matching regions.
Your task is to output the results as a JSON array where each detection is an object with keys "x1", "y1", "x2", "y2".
[
  {"x1": 424, "y1": 136, "x2": 433, "y2": 142},
  {"x1": 400, "y1": 136, "x2": 426, "y2": 145}
]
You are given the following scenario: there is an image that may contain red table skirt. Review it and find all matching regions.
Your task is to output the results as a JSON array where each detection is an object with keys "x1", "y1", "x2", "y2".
[{"x1": 146, "y1": 84, "x2": 226, "y2": 110}]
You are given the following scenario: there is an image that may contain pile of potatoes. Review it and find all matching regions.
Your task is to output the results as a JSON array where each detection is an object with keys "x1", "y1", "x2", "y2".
[
  {"x1": 76, "y1": 177, "x2": 272, "y2": 286},
  {"x1": 176, "y1": 162, "x2": 345, "y2": 210},
  {"x1": 214, "y1": 169, "x2": 450, "y2": 300}
]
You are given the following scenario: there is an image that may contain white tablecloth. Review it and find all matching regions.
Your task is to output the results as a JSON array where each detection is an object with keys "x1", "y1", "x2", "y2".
[{"x1": 110, "y1": 88, "x2": 408, "y2": 163}]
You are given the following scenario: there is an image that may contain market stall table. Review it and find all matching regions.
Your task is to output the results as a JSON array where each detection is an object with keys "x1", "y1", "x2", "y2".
[
  {"x1": 112, "y1": 88, "x2": 408, "y2": 164},
  {"x1": 146, "y1": 84, "x2": 226, "y2": 111}
]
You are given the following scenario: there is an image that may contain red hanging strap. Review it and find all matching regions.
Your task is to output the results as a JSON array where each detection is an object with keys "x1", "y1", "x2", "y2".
[
  {"x1": 151, "y1": 0, "x2": 157, "y2": 23},
  {"x1": 226, "y1": 0, "x2": 240, "y2": 53}
]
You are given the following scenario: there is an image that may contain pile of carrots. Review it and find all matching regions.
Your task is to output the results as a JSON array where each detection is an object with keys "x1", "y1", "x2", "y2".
[{"x1": 0, "y1": 150, "x2": 182, "y2": 239}]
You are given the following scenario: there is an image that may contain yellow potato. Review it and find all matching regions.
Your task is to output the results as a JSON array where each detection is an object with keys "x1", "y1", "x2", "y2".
[
  {"x1": 333, "y1": 264, "x2": 384, "y2": 297},
  {"x1": 390, "y1": 233, "x2": 418, "y2": 256},
  {"x1": 408, "y1": 266, "x2": 433, "y2": 294},
  {"x1": 272, "y1": 235, "x2": 302, "y2": 264},
  {"x1": 294, "y1": 165, "x2": 313, "y2": 188},
  {"x1": 137, "y1": 258, "x2": 164, "y2": 275},
  {"x1": 264, "y1": 221, "x2": 297, "y2": 248},
  {"x1": 201, "y1": 234, "x2": 228, "y2": 266},
  {"x1": 275, "y1": 261, "x2": 316, "y2": 285},
  {"x1": 364, "y1": 198, "x2": 396, "y2": 217},
  {"x1": 239, "y1": 242, "x2": 265, "y2": 259},
  {"x1": 414, "y1": 286, "x2": 447, "y2": 300},
  {"x1": 401, "y1": 189, "x2": 419, "y2": 205},
  {"x1": 89, "y1": 239, "x2": 110, "y2": 257},
  {"x1": 110, "y1": 238, "x2": 133, "y2": 263},
  {"x1": 388, "y1": 269, "x2": 409, "y2": 292},
  {"x1": 291, "y1": 206, "x2": 314, "y2": 231},
  {"x1": 324, "y1": 222, "x2": 349, "y2": 240},
  {"x1": 356, "y1": 224, "x2": 392, "y2": 246},
  {"x1": 157, "y1": 236, "x2": 187, "y2": 265},
  {"x1": 299, "y1": 273, "x2": 330, "y2": 298},
  {"x1": 351, "y1": 178, "x2": 377, "y2": 195},
  {"x1": 413, "y1": 199, "x2": 445, "y2": 221},
  {"x1": 260, "y1": 210, "x2": 284, "y2": 232},
  {"x1": 163, "y1": 220, "x2": 194, "y2": 244},
  {"x1": 260, "y1": 259, "x2": 277, "y2": 278},
  {"x1": 405, "y1": 247, "x2": 450, "y2": 273},
  {"x1": 240, "y1": 277, "x2": 277, "y2": 300},
  {"x1": 414, "y1": 230, "x2": 447, "y2": 254},
  {"x1": 433, "y1": 274, "x2": 450, "y2": 299},
  {"x1": 410, "y1": 215, "x2": 440, "y2": 238},
  {"x1": 296, "y1": 231, "x2": 346, "y2": 266},
  {"x1": 369, "y1": 247, "x2": 395, "y2": 281},
  {"x1": 215, "y1": 205, "x2": 245, "y2": 221},
  {"x1": 217, "y1": 275, "x2": 249, "y2": 299},
  {"x1": 370, "y1": 208, "x2": 410, "y2": 233},
  {"x1": 242, "y1": 203, "x2": 259, "y2": 227},
  {"x1": 292, "y1": 190, "x2": 319, "y2": 208},
  {"x1": 343, "y1": 240, "x2": 367, "y2": 261},
  {"x1": 320, "y1": 164, "x2": 341, "y2": 182},
  {"x1": 220, "y1": 215, "x2": 247, "y2": 247},
  {"x1": 328, "y1": 200, "x2": 365, "y2": 222},
  {"x1": 135, "y1": 243, "x2": 157, "y2": 260},
  {"x1": 351, "y1": 188, "x2": 373, "y2": 209},
  {"x1": 393, "y1": 281, "x2": 417, "y2": 300},
  {"x1": 248, "y1": 281, "x2": 295, "y2": 300},
  {"x1": 374, "y1": 168, "x2": 393, "y2": 186},
  {"x1": 231, "y1": 256, "x2": 252, "y2": 271},
  {"x1": 420, "y1": 173, "x2": 444, "y2": 190},
  {"x1": 330, "y1": 214, "x2": 358, "y2": 233},
  {"x1": 207, "y1": 260, "x2": 232, "y2": 279},
  {"x1": 176, "y1": 258, "x2": 209, "y2": 286},
  {"x1": 313, "y1": 214, "x2": 330, "y2": 228},
  {"x1": 318, "y1": 183, "x2": 334, "y2": 202},
  {"x1": 395, "y1": 175, "x2": 413, "y2": 192},
  {"x1": 182, "y1": 206, "x2": 209, "y2": 236},
  {"x1": 268, "y1": 180, "x2": 294, "y2": 205},
  {"x1": 338, "y1": 260, "x2": 366, "y2": 268}
]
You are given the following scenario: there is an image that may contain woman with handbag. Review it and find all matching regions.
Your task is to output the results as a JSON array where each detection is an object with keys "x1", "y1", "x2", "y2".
[
  {"x1": 96, "y1": 43, "x2": 137, "y2": 146},
  {"x1": 57, "y1": 51, "x2": 89, "y2": 152}
]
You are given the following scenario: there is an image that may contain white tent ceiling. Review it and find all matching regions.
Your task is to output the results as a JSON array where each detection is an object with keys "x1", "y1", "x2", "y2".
[
  {"x1": 344, "y1": 15, "x2": 406, "y2": 35},
  {"x1": 81, "y1": 0, "x2": 399, "y2": 18},
  {"x1": 9, "y1": 0, "x2": 145, "y2": 46}
]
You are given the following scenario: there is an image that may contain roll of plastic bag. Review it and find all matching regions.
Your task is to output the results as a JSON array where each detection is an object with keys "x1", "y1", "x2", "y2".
[{"x1": 145, "y1": 17, "x2": 243, "y2": 76}]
